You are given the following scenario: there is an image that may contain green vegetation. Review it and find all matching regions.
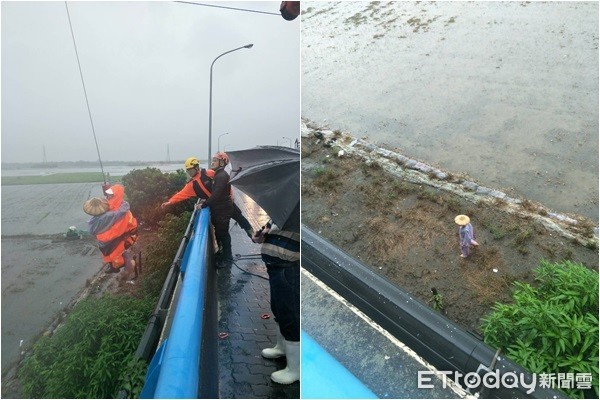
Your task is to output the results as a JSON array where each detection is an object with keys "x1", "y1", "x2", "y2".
[
  {"x1": 429, "y1": 288, "x2": 444, "y2": 311},
  {"x1": 140, "y1": 211, "x2": 192, "y2": 298},
  {"x1": 442, "y1": 196, "x2": 462, "y2": 212},
  {"x1": 1, "y1": 172, "x2": 109, "y2": 185},
  {"x1": 313, "y1": 166, "x2": 338, "y2": 189},
  {"x1": 514, "y1": 229, "x2": 532, "y2": 246},
  {"x1": 481, "y1": 260, "x2": 599, "y2": 398},
  {"x1": 482, "y1": 220, "x2": 508, "y2": 240},
  {"x1": 390, "y1": 180, "x2": 412, "y2": 195},
  {"x1": 330, "y1": 145, "x2": 343, "y2": 157},
  {"x1": 514, "y1": 229, "x2": 533, "y2": 254},
  {"x1": 122, "y1": 167, "x2": 191, "y2": 226},
  {"x1": 18, "y1": 295, "x2": 153, "y2": 398},
  {"x1": 416, "y1": 187, "x2": 440, "y2": 203}
]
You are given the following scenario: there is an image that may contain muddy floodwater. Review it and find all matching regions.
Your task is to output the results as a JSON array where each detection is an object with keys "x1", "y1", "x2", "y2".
[
  {"x1": 302, "y1": 1, "x2": 599, "y2": 221},
  {"x1": 1, "y1": 183, "x2": 105, "y2": 376}
]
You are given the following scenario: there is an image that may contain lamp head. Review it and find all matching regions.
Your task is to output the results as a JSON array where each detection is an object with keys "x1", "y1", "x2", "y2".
[{"x1": 244, "y1": 44, "x2": 254, "y2": 49}]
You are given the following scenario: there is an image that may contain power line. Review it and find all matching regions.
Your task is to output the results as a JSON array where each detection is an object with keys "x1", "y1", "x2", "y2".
[
  {"x1": 65, "y1": 1, "x2": 106, "y2": 184},
  {"x1": 174, "y1": 1, "x2": 280, "y2": 16}
]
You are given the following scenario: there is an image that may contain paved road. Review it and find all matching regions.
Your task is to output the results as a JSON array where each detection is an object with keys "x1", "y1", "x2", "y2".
[
  {"x1": 217, "y1": 190, "x2": 300, "y2": 398},
  {"x1": 301, "y1": 269, "x2": 466, "y2": 399}
]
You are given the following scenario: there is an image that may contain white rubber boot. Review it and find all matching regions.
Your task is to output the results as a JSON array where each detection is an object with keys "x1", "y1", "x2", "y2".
[
  {"x1": 261, "y1": 328, "x2": 286, "y2": 359},
  {"x1": 271, "y1": 340, "x2": 300, "y2": 384}
]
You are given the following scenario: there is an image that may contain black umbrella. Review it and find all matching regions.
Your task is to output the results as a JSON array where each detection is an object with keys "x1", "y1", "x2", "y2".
[{"x1": 227, "y1": 146, "x2": 299, "y2": 232}]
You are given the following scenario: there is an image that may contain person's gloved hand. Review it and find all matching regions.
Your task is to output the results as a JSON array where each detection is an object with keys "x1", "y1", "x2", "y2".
[
  {"x1": 251, "y1": 232, "x2": 263, "y2": 244},
  {"x1": 161, "y1": 202, "x2": 170, "y2": 209},
  {"x1": 252, "y1": 229, "x2": 267, "y2": 244}
]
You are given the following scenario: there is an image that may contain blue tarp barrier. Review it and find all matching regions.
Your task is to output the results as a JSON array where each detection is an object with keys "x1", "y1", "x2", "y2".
[{"x1": 139, "y1": 340, "x2": 167, "y2": 399}]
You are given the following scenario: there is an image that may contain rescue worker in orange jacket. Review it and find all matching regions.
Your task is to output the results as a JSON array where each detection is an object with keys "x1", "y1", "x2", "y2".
[
  {"x1": 162, "y1": 156, "x2": 254, "y2": 237},
  {"x1": 85, "y1": 184, "x2": 138, "y2": 273},
  {"x1": 161, "y1": 157, "x2": 214, "y2": 208}
]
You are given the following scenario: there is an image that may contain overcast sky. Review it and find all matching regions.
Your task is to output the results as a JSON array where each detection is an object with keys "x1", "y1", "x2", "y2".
[{"x1": 1, "y1": 1, "x2": 300, "y2": 163}]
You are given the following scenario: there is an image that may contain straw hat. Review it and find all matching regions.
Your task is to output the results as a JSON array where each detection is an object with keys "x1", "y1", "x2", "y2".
[
  {"x1": 83, "y1": 197, "x2": 109, "y2": 216},
  {"x1": 454, "y1": 215, "x2": 470, "y2": 226}
]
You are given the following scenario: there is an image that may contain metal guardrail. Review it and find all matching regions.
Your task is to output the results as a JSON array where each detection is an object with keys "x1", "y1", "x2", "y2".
[
  {"x1": 133, "y1": 207, "x2": 218, "y2": 399},
  {"x1": 132, "y1": 208, "x2": 200, "y2": 364},
  {"x1": 301, "y1": 224, "x2": 566, "y2": 399}
]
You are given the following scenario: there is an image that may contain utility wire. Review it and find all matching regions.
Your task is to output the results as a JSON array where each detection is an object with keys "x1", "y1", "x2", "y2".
[
  {"x1": 174, "y1": 1, "x2": 280, "y2": 16},
  {"x1": 65, "y1": 1, "x2": 106, "y2": 184}
]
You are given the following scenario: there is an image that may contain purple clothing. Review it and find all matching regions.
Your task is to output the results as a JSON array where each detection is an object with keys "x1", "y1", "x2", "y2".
[
  {"x1": 459, "y1": 223, "x2": 475, "y2": 257},
  {"x1": 459, "y1": 223, "x2": 474, "y2": 247}
]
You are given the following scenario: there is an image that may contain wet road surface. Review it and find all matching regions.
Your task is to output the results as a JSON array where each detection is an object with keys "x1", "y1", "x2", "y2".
[{"x1": 217, "y1": 190, "x2": 300, "y2": 398}]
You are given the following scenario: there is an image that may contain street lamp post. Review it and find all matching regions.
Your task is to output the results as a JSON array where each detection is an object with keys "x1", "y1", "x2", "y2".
[
  {"x1": 217, "y1": 132, "x2": 229, "y2": 152},
  {"x1": 282, "y1": 136, "x2": 292, "y2": 148},
  {"x1": 208, "y1": 44, "x2": 253, "y2": 165}
]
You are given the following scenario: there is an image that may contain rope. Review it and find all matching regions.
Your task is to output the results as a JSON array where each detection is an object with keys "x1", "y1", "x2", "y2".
[
  {"x1": 234, "y1": 254, "x2": 262, "y2": 260},
  {"x1": 231, "y1": 260, "x2": 269, "y2": 281},
  {"x1": 174, "y1": 1, "x2": 280, "y2": 16},
  {"x1": 64, "y1": 2, "x2": 106, "y2": 184}
]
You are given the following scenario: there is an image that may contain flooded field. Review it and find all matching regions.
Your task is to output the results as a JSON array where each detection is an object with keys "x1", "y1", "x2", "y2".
[
  {"x1": 0, "y1": 162, "x2": 183, "y2": 177},
  {"x1": 301, "y1": 1, "x2": 599, "y2": 221},
  {"x1": 1, "y1": 183, "x2": 105, "y2": 375}
]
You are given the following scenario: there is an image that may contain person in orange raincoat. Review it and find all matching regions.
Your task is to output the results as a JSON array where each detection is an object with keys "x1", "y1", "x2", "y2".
[{"x1": 85, "y1": 184, "x2": 138, "y2": 273}]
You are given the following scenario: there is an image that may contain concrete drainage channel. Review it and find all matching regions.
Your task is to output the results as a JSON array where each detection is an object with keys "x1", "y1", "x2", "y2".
[{"x1": 301, "y1": 225, "x2": 566, "y2": 399}]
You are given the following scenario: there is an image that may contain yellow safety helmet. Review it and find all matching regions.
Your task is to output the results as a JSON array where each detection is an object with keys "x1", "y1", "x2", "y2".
[{"x1": 184, "y1": 157, "x2": 200, "y2": 169}]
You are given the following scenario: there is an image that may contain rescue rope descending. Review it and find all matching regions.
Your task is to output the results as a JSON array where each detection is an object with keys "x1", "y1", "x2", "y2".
[{"x1": 64, "y1": 1, "x2": 107, "y2": 185}]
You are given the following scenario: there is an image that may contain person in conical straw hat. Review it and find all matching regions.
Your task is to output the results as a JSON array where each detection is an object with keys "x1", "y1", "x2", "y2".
[
  {"x1": 83, "y1": 197, "x2": 109, "y2": 216},
  {"x1": 84, "y1": 185, "x2": 138, "y2": 274},
  {"x1": 455, "y1": 214, "x2": 479, "y2": 258}
]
